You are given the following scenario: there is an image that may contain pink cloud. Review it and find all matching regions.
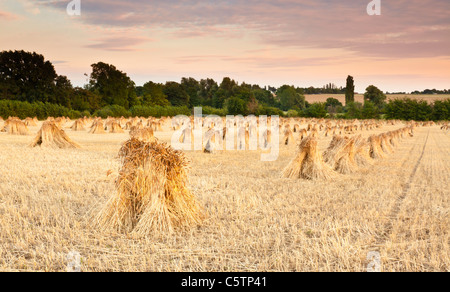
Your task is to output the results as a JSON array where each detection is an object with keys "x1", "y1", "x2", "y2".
[
  {"x1": 32, "y1": 0, "x2": 450, "y2": 59},
  {"x1": 0, "y1": 10, "x2": 19, "y2": 20},
  {"x1": 85, "y1": 36, "x2": 152, "y2": 51}
]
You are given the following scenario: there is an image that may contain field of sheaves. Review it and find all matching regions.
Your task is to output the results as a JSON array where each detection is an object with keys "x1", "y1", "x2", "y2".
[{"x1": 0, "y1": 118, "x2": 448, "y2": 271}]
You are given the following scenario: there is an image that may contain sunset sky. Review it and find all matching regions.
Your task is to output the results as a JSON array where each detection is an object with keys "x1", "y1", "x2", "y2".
[{"x1": 1, "y1": 0, "x2": 449, "y2": 92}]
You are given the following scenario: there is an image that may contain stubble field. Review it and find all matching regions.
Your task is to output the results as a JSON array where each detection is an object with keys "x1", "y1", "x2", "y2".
[
  {"x1": 0, "y1": 118, "x2": 448, "y2": 271},
  {"x1": 304, "y1": 94, "x2": 450, "y2": 104}
]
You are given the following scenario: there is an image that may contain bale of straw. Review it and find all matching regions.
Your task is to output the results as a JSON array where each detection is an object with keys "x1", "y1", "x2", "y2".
[
  {"x1": 323, "y1": 135, "x2": 348, "y2": 168},
  {"x1": 30, "y1": 121, "x2": 80, "y2": 148},
  {"x1": 284, "y1": 128, "x2": 294, "y2": 145},
  {"x1": 262, "y1": 129, "x2": 271, "y2": 149},
  {"x1": 237, "y1": 127, "x2": 248, "y2": 150},
  {"x1": 96, "y1": 138, "x2": 204, "y2": 235},
  {"x1": 334, "y1": 137, "x2": 358, "y2": 174},
  {"x1": 3, "y1": 119, "x2": 30, "y2": 135},
  {"x1": 368, "y1": 135, "x2": 385, "y2": 159},
  {"x1": 90, "y1": 121, "x2": 106, "y2": 134},
  {"x1": 283, "y1": 136, "x2": 334, "y2": 180},
  {"x1": 388, "y1": 131, "x2": 398, "y2": 147},
  {"x1": 353, "y1": 135, "x2": 373, "y2": 167},
  {"x1": 24, "y1": 117, "x2": 38, "y2": 127},
  {"x1": 179, "y1": 126, "x2": 193, "y2": 146},
  {"x1": 380, "y1": 133, "x2": 393, "y2": 154},
  {"x1": 130, "y1": 127, "x2": 155, "y2": 142},
  {"x1": 203, "y1": 128, "x2": 222, "y2": 153},
  {"x1": 71, "y1": 119, "x2": 86, "y2": 131},
  {"x1": 109, "y1": 122, "x2": 124, "y2": 133},
  {"x1": 298, "y1": 129, "x2": 307, "y2": 141}
]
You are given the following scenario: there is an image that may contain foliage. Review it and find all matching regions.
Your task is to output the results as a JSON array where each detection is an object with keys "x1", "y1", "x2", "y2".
[
  {"x1": 302, "y1": 102, "x2": 328, "y2": 118},
  {"x1": 344, "y1": 102, "x2": 363, "y2": 119},
  {"x1": 345, "y1": 75, "x2": 355, "y2": 105},
  {"x1": 364, "y1": 85, "x2": 387, "y2": 108},
  {"x1": 89, "y1": 62, "x2": 137, "y2": 109},
  {"x1": 129, "y1": 105, "x2": 191, "y2": 118},
  {"x1": 0, "y1": 100, "x2": 81, "y2": 120},
  {"x1": 277, "y1": 85, "x2": 306, "y2": 111}
]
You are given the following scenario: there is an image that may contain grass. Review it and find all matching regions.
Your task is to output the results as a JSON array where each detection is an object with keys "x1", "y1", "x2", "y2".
[{"x1": 0, "y1": 119, "x2": 448, "y2": 271}]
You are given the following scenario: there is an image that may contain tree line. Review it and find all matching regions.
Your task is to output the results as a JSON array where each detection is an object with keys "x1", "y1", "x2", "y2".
[{"x1": 0, "y1": 50, "x2": 449, "y2": 121}]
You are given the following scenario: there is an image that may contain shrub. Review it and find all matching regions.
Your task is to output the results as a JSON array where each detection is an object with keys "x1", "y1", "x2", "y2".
[{"x1": 302, "y1": 102, "x2": 328, "y2": 118}]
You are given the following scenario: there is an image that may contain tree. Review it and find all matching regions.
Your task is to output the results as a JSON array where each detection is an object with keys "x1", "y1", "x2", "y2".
[
  {"x1": 71, "y1": 87, "x2": 102, "y2": 112},
  {"x1": 246, "y1": 95, "x2": 259, "y2": 115},
  {"x1": 325, "y1": 97, "x2": 344, "y2": 116},
  {"x1": 0, "y1": 50, "x2": 57, "y2": 102},
  {"x1": 53, "y1": 75, "x2": 73, "y2": 107},
  {"x1": 253, "y1": 87, "x2": 275, "y2": 106},
  {"x1": 361, "y1": 101, "x2": 379, "y2": 119},
  {"x1": 142, "y1": 81, "x2": 170, "y2": 106},
  {"x1": 345, "y1": 75, "x2": 355, "y2": 105},
  {"x1": 89, "y1": 62, "x2": 137, "y2": 109},
  {"x1": 226, "y1": 96, "x2": 247, "y2": 115},
  {"x1": 181, "y1": 77, "x2": 200, "y2": 106},
  {"x1": 432, "y1": 100, "x2": 449, "y2": 121},
  {"x1": 198, "y1": 78, "x2": 218, "y2": 106},
  {"x1": 345, "y1": 102, "x2": 363, "y2": 119},
  {"x1": 302, "y1": 102, "x2": 327, "y2": 118},
  {"x1": 364, "y1": 85, "x2": 386, "y2": 108},
  {"x1": 163, "y1": 81, "x2": 189, "y2": 106},
  {"x1": 325, "y1": 97, "x2": 343, "y2": 108},
  {"x1": 219, "y1": 77, "x2": 237, "y2": 94},
  {"x1": 277, "y1": 85, "x2": 306, "y2": 111}
]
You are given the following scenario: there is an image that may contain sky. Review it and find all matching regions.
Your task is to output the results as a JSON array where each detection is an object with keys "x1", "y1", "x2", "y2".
[{"x1": 0, "y1": 0, "x2": 449, "y2": 93}]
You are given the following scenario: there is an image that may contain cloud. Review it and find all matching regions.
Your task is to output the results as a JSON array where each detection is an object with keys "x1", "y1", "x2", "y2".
[
  {"x1": 0, "y1": 10, "x2": 19, "y2": 20},
  {"x1": 30, "y1": 0, "x2": 450, "y2": 58},
  {"x1": 85, "y1": 36, "x2": 152, "y2": 51}
]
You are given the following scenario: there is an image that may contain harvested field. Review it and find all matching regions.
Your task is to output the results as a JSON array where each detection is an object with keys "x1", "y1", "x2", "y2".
[
  {"x1": 304, "y1": 94, "x2": 450, "y2": 104},
  {"x1": 0, "y1": 118, "x2": 448, "y2": 272}
]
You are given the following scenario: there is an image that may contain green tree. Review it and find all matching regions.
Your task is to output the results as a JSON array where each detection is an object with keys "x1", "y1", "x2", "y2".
[
  {"x1": 277, "y1": 85, "x2": 306, "y2": 111},
  {"x1": 345, "y1": 75, "x2": 355, "y2": 105},
  {"x1": 253, "y1": 87, "x2": 275, "y2": 107},
  {"x1": 163, "y1": 81, "x2": 190, "y2": 106},
  {"x1": 53, "y1": 75, "x2": 73, "y2": 107},
  {"x1": 432, "y1": 100, "x2": 450, "y2": 121},
  {"x1": 364, "y1": 85, "x2": 387, "y2": 108},
  {"x1": 71, "y1": 87, "x2": 102, "y2": 112},
  {"x1": 0, "y1": 50, "x2": 57, "y2": 102},
  {"x1": 181, "y1": 77, "x2": 201, "y2": 106},
  {"x1": 325, "y1": 97, "x2": 343, "y2": 108},
  {"x1": 345, "y1": 102, "x2": 363, "y2": 119},
  {"x1": 219, "y1": 77, "x2": 237, "y2": 94},
  {"x1": 361, "y1": 101, "x2": 379, "y2": 119},
  {"x1": 142, "y1": 81, "x2": 170, "y2": 106},
  {"x1": 302, "y1": 102, "x2": 327, "y2": 118},
  {"x1": 198, "y1": 78, "x2": 218, "y2": 106},
  {"x1": 226, "y1": 96, "x2": 247, "y2": 115},
  {"x1": 89, "y1": 62, "x2": 137, "y2": 109}
]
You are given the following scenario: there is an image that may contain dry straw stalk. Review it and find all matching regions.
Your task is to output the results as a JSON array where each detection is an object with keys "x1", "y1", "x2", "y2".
[{"x1": 96, "y1": 138, "x2": 204, "y2": 235}]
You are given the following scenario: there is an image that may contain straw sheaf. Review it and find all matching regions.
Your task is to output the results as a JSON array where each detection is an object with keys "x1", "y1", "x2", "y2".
[
  {"x1": 1, "y1": 119, "x2": 30, "y2": 135},
  {"x1": 30, "y1": 121, "x2": 80, "y2": 149},
  {"x1": 283, "y1": 136, "x2": 334, "y2": 180},
  {"x1": 368, "y1": 135, "x2": 385, "y2": 159},
  {"x1": 96, "y1": 138, "x2": 204, "y2": 235}
]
